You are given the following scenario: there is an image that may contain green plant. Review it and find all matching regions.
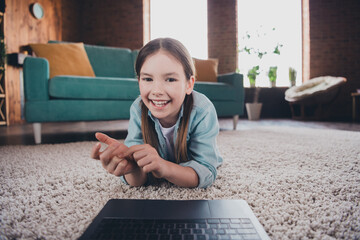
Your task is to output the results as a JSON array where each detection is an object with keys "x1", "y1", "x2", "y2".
[
  {"x1": 247, "y1": 65, "x2": 260, "y2": 87},
  {"x1": 239, "y1": 27, "x2": 283, "y2": 87},
  {"x1": 268, "y1": 66, "x2": 277, "y2": 83},
  {"x1": 239, "y1": 28, "x2": 283, "y2": 58},
  {"x1": 289, "y1": 67, "x2": 297, "y2": 81},
  {"x1": 273, "y1": 43, "x2": 283, "y2": 55}
]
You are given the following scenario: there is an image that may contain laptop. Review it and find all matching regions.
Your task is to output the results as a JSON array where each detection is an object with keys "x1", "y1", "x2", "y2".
[{"x1": 78, "y1": 199, "x2": 270, "y2": 240}]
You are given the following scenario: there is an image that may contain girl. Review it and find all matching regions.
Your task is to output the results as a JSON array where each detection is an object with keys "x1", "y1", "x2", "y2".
[{"x1": 91, "y1": 38, "x2": 223, "y2": 188}]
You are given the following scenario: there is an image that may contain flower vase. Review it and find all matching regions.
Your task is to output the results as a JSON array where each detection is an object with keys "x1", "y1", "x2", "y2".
[{"x1": 245, "y1": 103, "x2": 263, "y2": 121}]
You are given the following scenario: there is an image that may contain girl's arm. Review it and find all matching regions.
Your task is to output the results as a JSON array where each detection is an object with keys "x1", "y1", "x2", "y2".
[
  {"x1": 123, "y1": 167, "x2": 148, "y2": 187},
  {"x1": 179, "y1": 97, "x2": 223, "y2": 189},
  {"x1": 161, "y1": 161, "x2": 199, "y2": 188}
]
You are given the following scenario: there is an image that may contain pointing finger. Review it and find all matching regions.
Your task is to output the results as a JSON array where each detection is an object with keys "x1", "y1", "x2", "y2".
[{"x1": 95, "y1": 132, "x2": 119, "y2": 145}]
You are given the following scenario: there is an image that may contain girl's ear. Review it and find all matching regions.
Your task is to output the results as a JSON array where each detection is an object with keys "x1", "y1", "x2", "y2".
[{"x1": 186, "y1": 76, "x2": 195, "y2": 95}]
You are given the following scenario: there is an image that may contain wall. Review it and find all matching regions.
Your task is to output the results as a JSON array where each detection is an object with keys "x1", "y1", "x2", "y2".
[
  {"x1": 62, "y1": 0, "x2": 145, "y2": 50},
  {"x1": 4, "y1": 0, "x2": 146, "y2": 124},
  {"x1": 61, "y1": 0, "x2": 82, "y2": 43},
  {"x1": 4, "y1": 0, "x2": 61, "y2": 124},
  {"x1": 4, "y1": 0, "x2": 360, "y2": 124},
  {"x1": 207, "y1": 0, "x2": 238, "y2": 74},
  {"x1": 210, "y1": 0, "x2": 360, "y2": 120},
  {"x1": 309, "y1": 0, "x2": 360, "y2": 120},
  {"x1": 81, "y1": 0, "x2": 144, "y2": 49}
]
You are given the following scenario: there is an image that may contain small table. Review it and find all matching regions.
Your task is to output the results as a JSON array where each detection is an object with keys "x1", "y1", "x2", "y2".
[{"x1": 351, "y1": 92, "x2": 360, "y2": 121}]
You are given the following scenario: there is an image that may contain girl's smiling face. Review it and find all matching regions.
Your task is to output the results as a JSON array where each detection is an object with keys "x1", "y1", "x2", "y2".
[{"x1": 139, "y1": 50, "x2": 194, "y2": 128}]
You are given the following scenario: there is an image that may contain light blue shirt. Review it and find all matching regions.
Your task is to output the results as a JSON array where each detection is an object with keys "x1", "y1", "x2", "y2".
[{"x1": 122, "y1": 90, "x2": 223, "y2": 188}]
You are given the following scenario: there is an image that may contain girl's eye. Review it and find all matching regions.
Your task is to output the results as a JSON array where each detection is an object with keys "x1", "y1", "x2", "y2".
[
  {"x1": 142, "y1": 78, "x2": 153, "y2": 82},
  {"x1": 166, "y1": 78, "x2": 177, "y2": 82}
]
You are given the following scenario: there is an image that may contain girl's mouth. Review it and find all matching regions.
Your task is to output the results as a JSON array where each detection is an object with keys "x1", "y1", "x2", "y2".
[{"x1": 150, "y1": 100, "x2": 171, "y2": 108}]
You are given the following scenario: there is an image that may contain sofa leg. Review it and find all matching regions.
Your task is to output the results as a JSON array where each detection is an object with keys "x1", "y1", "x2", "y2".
[
  {"x1": 33, "y1": 123, "x2": 42, "y2": 144},
  {"x1": 233, "y1": 115, "x2": 239, "y2": 130}
]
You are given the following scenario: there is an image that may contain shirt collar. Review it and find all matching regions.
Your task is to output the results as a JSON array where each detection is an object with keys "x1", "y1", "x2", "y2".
[{"x1": 148, "y1": 104, "x2": 184, "y2": 129}]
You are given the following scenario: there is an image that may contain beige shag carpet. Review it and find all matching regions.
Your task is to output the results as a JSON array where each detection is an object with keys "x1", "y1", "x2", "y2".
[{"x1": 0, "y1": 126, "x2": 359, "y2": 240}]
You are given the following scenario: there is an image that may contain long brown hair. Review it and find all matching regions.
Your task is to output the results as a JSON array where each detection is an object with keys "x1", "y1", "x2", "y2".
[{"x1": 135, "y1": 38, "x2": 195, "y2": 163}]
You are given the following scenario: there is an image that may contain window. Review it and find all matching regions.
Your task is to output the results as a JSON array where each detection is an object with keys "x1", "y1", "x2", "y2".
[
  {"x1": 150, "y1": 0, "x2": 208, "y2": 59},
  {"x1": 238, "y1": 0, "x2": 302, "y2": 87}
]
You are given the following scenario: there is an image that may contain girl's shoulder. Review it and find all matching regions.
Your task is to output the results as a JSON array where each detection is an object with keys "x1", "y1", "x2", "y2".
[
  {"x1": 191, "y1": 91, "x2": 216, "y2": 113},
  {"x1": 189, "y1": 91, "x2": 219, "y2": 132},
  {"x1": 130, "y1": 96, "x2": 143, "y2": 111}
]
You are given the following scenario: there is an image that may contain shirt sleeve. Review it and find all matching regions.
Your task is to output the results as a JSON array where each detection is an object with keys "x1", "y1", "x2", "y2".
[
  {"x1": 180, "y1": 103, "x2": 223, "y2": 188},
  {"x1": 121, "y1": 99, "x2": 145, "y2": 185},
  {"x1": 124, "y1": 99, "x2": 144, "y2": 147}
]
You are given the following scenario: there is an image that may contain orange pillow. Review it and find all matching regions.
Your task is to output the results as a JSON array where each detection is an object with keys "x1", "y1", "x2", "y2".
[
  {"x1": 30, "y1": 43, "x2": 95, "y2": 79},
  {"x1": 193, "y1": 58, "x2": 219, "y2": 82}
]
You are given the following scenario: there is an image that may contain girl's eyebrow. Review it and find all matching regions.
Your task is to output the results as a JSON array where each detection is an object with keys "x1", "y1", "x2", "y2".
[
  {"x1": 140, "y1": 72, "x2": 153, "y2": 77},
  {"x1": 140, "y1": 72, "x2": 179, "y2": 77},
  {"x1": 163, "y1": 72, "x2": 179, "y2": 77}
]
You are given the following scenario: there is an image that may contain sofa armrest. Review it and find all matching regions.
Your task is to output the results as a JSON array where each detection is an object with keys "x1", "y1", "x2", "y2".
[
  {"x1": 217, "y1": 72, "x2": 243, "y2": 87},
  {"x1": 217, "y1": 72, "x2": 244, "y2": 102},
  {"x1": 23, "y1": 57, "x2": 50, "y2": 101}
]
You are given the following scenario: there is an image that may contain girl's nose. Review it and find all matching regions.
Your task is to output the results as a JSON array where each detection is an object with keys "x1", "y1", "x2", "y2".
[{"x1": 151, "y1": 81, "x2": 164, "y2": 96}]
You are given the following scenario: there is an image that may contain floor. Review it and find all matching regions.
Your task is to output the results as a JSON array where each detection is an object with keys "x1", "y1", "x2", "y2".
[{"x1": 0, "y1": 118, "x2": 359, "y2": 146}]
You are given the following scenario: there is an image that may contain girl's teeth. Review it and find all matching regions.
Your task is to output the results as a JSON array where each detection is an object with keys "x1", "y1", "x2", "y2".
[{"x1": 152, "y1": 100, "x2": 168, "y2": 107}]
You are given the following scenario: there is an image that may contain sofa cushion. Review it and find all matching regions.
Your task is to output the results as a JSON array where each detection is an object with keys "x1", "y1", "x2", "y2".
[
  {"x1": 84, "y1": 44, "x2": 137, "y2": 78},
  {"x1": 194, "y1": 81, "x2": 238, "y2": 101},
  {"x1": 49, "y1": 76, "x2": 140, "y2": 100},
  {"x1": 193, "y1": 58, "x2": 218, "y2": 82},
  {"x1": 30, "y1": 43, "x2": 95, "y2": 79}
]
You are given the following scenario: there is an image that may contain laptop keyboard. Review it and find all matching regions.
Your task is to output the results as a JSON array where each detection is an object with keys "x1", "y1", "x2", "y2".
[{"x1": 89, "y1": 218, "x2": 261, "y2": 240}]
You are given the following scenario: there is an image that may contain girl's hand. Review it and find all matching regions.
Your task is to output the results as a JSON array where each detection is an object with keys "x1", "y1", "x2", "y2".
[
  {"x1": 124, "y1": 144, "x2": 199, "y2": 187},
  {"x1": 91, "y1": 132, "x2": 138, "y2": 176},
  {"x1": 124, "y1": 144, "x2": 169, "y2": 179}
]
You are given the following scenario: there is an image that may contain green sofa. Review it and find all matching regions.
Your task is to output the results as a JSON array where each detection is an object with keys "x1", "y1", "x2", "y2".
[{"x1": 23, "y1": 44, "x2": 244, "y2": 144}]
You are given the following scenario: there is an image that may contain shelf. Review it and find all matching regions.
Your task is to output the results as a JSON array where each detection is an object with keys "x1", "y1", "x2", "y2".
[{"x1": 0, "y1": 12, "x2": 6, "y2": 126}]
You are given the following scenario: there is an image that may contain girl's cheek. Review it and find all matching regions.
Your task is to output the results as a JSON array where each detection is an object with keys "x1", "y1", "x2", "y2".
[{"x1": 139, "y1": 83, "x2": 147, "y2": 95}]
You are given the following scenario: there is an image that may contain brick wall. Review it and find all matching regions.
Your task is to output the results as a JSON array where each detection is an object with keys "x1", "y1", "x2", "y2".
[
  {"x1": 56, "y1": 0, "x2": 360, "y2": 121},
  {"x1": 62, "y1": 0, "x2": 238, "y2": 73},
  {"x1": 62, "y1": 0, "x2": 145, "y2": 50},
  {"x1": 207, "y1": 0, "x2": 238, "y2": 74},
  {"x1": 61, "y1": 0, "x2": 82, "y2": 42},
  {"x1": 309, "y1": 0, "x2": 360, "y2": 120}
]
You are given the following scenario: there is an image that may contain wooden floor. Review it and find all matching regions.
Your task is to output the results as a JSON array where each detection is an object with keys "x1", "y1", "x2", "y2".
[{"x1": 0, "y1": 118, "x2": 359, "y2": 145}]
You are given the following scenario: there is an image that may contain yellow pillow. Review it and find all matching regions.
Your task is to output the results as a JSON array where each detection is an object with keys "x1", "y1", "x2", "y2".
[
  {"x1": 193, "y1": 58, "x2": 219, "y2": 82},
  {"x1": 30, "y1": 43, "x2": 95, "y2": 79}
]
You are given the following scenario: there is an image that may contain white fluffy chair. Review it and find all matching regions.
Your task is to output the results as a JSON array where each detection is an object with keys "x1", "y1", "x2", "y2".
[{"x1": 285, "y1": 76, "x2": 346, "y2": 120}]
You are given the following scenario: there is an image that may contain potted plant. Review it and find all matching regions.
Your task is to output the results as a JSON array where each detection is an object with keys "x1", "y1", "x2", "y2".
[
  {"x1": 247, "y1": 65, "x2": 259, "y2": 88},
  {"x1": 289, "y1": 67, "x2": 297, "y2": 87},
  {"x1": 268, "y1": 66, "x2": 277, "y2": 87},
  {"x1": 245, "y1": 86, "x2": 262, "y2": 121},
  {"x1": 246, "y1": 65, "x2": 262, "y2": 120}
]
